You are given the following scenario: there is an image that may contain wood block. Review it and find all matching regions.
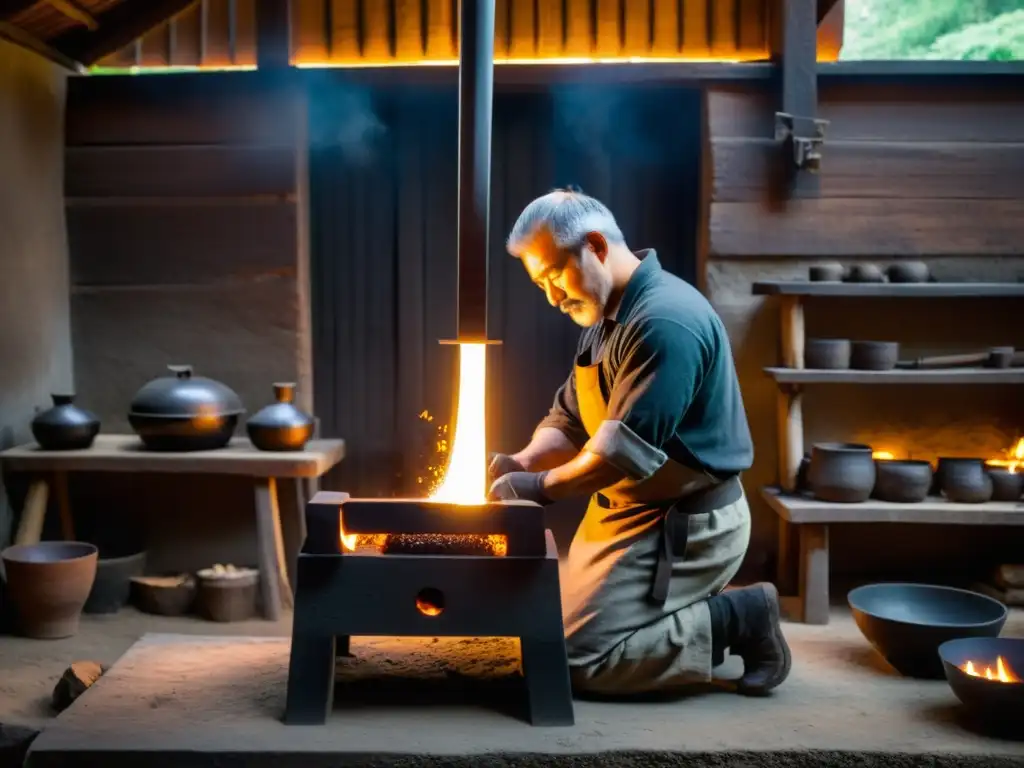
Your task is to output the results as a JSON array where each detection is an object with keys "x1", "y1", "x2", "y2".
[
  {"x1": 973, "y1": 581, "x2": 1024, "y2": 607},
  {"x1": 994, "y1": 564, "x2": 1024, "y2": 589}
]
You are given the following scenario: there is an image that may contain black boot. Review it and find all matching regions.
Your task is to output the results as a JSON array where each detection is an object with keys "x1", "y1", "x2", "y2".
[{"x1": 709, "y1": 582, "x2": 791, "y2": 695}]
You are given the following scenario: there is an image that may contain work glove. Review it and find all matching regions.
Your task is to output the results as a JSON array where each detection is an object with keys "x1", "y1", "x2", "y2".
[
  {"x1": 487, "y1": 471, "x2": 552, "y2": 505},
  {"x1": 488, "y1": 452, "x2": 525, "y2": 483}
]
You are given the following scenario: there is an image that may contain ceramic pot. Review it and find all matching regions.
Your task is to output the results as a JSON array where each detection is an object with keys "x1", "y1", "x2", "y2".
[
  {"x1": 986, "y1": 466, "x2": 1024, "y2": 502},
  {"x1": 808, "y1": 443, "x2": 877, "y2": 503},
  {"x1": 886, "y1": 261, "x2": 930, "y2": 283},
  {"x1": 130, "y1": 574, "x2": 197, "y2": 616},
  {"x1": 844, "y1": 264, "x2": 885, "y2": 283},
  {"x1": 939, "y1": 458, "x2": 993, "y2": 504},
  {"x1": 128, "y1": 365, "x2": 244, "y2": 452},
  {"x1": 195, "y1": 567, "x2": 259, "y2": 622},
  {"x1": 809, "y1": 263, "x2": 845, "y2": 282},
  {"x1": 851, "y1": 341, "x2": 899, "y2": 371},
  {"x1": 246, "y1": 383, "x2": 315, "y2": 452},
  {"x1": 873, "y1": 460, "x2": 933, "y2": 503},
  {"x1": 83, "y1": 550, "x2": 147, "y2": 615},
  {"x1": 31, "y1": 394, "x2": 100, "y2": 451},
  {"x1": 805, "y1": 339, "x2": 851, "y2": 370},
  {"x1": 1, "y1": 542, "x2": 98, "y2": 638}
]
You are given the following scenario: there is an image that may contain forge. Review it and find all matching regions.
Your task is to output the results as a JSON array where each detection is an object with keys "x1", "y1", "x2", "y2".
[{"x1": 283, "y1": 493, "x2": 574, "y2": 727}]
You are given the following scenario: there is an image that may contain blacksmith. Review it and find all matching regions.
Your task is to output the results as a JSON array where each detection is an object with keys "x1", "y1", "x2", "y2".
[{"x1": 487, "y1": 189, "x2": 791, "y2": 696}]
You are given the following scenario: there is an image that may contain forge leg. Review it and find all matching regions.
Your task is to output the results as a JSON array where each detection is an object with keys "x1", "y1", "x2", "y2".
[
  {"x1": 284, "y1": 633, "x2": 336, "y2": 724},
  {"x1": 335, "y1": 635, "x2": 351, "y2": 658},
  {"x1": 520, "y1": 635, "x2": 574, "y2": 726}
]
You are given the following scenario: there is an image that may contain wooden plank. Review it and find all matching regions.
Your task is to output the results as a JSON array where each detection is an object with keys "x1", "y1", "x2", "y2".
[
  {"x1": 66, "y1": 76, "x2": 301, "y2": 147},
  {"x1": 713, "y1": 139, "x2": 1024, "y2": 202},
  {"x1": 706, "y1": 85, "x2": 774, "y2": 139},
  {"x1": 65, "y1": 145, "x2": 297, "y2": 198},
  {"x1": 764, "y1": 367, "x2": 1024, "y2": 385},
  {"x1": 12, "y1": 479, "x2": 49, "y2": 546},
  {"x1": 67, "y1": 200, "x2": 297, "y2": 286},
  {"x1": 817, "y1": 84, "x2": 1024, "y2": 143},
  {"x1": 55, "y1": 0, "x2": 198, "y2": 66},
  {"x1": 762, "y1": 488, "x2": 1024, "y2": 525},
  {"x1": 752, "y1": 281, "x2": 1024, "y2": 298},
  {"x1": 0, "y1": 435, "x2": 346, "y2": 478},
  {"x1": 710, "y1": 198, "x2": 1024, "y2": 258}
]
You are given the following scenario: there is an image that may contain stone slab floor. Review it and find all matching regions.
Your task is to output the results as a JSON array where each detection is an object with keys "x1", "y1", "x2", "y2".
[{"x1": 2, "y1": 607, "x2": 1023, "y2": 768}]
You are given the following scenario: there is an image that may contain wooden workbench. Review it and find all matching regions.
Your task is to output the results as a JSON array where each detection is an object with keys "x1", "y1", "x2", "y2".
[{"x1": 0, "y1": 434, "x2": 346, "y2": 620}]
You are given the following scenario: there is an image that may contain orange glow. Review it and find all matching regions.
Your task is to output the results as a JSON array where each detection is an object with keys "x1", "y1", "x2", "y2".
[
  {"x1": 293, "y1": 55, "x2": 748, "y2": 69},
  {"x1": 338, "y1": 515, "x2": 357, "y2": 552},
  {"x1": 872, "y1": 451, "x2": 896, "y2": 461},
  {"x1": 961, "y1": 656, "x2": 1021, "y2": 684},
  {"x1": 987, "y1": 437, "x2": 1024, "y2": 475},
  {"x1": 415, "y1": 598, "x2": 443, "y2": 617},
  {"x1": 428, "y1": 344, "x2": 488, "y2": 505}
]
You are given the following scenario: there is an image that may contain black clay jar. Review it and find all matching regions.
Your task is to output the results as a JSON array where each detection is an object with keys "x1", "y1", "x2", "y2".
[
  {"x1": 873, "y1": 459, "x2": 933, "y2": 503},
  {"x1": 985, "y1": 466, "x2": 1024, "y2": 502},
  {"x1": 844, "y1": 264, "x2": 886, "y2": 283},
  {"x1": 808, "y1": 443, "x2": 877, "y2": 503},
  {"x1": 128, "y1": 365, "x2": 244, "y2": 452},
  {"x1": 885, "y1": 261, "x2": 930, "y2": 284},
  {"x1": 938, "y1": 458, "x2": 993, "y2": 504},
  {"x1": 851, "y1": 341, "x2": 900, "y2": 371},
  {"x1": 809, "y1": 263, "x2": 846, "y2": 282},
  {"x1": 805, "y1": 338, "x2": 852, "y2": 370},
  {"x1": 246, "y1": 383, "x2": 315, "y2": 452},
  {"x1": 31, "y1": 394, "x2": 100, "y2": 451}
]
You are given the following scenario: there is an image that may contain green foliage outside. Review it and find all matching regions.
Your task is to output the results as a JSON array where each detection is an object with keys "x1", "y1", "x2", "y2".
[{"x1": 841, "y1": 0, "x2": 1024, "y2": 60}]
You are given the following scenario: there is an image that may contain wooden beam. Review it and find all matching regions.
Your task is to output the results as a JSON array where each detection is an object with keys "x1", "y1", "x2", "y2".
[
  {"x1": 816, "y1": 0, "x2": 840, "y2": 24},
  {"x1": 52, "y1": 0, "x2": 198, "y2": 66},
  {"x1": 774, "y1": 0, "x2": 825, "y2": 184},
  {"x1": 0, "y1": 18, "x2": 85, "y2": 70},
  {"x1": 47, "y1": 0, "x2": 98, "y2": 29},
  {"x1": 256, "y1": 0, "x2": 291, "y2": 69},
  {"x1": 0, "y1": 0, "x2": 40, "y2": 20}
]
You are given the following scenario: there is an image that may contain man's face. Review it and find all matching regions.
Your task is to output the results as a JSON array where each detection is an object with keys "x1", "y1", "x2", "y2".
[{"x1": 517, "y1": 229, "x2": 612, "y2": 328}]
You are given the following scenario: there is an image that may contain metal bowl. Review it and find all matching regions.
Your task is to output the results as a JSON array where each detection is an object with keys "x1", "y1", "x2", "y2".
[
  {"x1": 939, "y1": 637, "x2": 1024, "y2": 721},
  {"x1": 848, "y1": 583, "x2": 1007, "y2": 679}
]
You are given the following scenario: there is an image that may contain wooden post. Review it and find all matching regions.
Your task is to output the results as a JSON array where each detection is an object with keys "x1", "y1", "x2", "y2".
[
  {"x1": 775, "y1": 295, "x2": 805, "y2": 593},
  {"x1": 773, "y1": 0, "x2": 824, "y2": 188},
  {"x1": 256, "y1": 0, "x2": 291, "y2": 69}
]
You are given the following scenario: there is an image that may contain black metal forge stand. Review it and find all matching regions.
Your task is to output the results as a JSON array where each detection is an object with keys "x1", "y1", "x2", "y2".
[{"x1": 283, "y1": 492, "x2": 575, "y2": 727}]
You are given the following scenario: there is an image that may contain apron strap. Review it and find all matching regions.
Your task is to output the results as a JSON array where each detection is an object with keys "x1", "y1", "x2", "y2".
[{"x1": 647, "y1": 475, "x2": 744, "y2": 607}]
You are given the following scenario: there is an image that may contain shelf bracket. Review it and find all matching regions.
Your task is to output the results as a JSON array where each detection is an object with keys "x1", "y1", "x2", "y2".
[{"x1": 775, "y1": 112, "x2": 829, "y2": 173}]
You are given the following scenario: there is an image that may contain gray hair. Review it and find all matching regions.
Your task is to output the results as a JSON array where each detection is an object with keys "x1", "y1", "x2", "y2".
[{"x1": 506, "y1": 188, "x2": 625, "y2": 257}]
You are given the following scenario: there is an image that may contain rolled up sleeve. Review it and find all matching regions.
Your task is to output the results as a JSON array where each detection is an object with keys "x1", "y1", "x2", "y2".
[
  {"x1": 535, "y1": 369, "x2": 589, "y2": 450},
  {"x1": 584, "y1": 318, "x2": 706, "y2": 481}
]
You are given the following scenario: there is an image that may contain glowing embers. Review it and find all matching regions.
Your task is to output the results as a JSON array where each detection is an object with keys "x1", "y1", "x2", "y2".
[{"x1": 381, "y1": 534, "x2": 507, "y2": 557}]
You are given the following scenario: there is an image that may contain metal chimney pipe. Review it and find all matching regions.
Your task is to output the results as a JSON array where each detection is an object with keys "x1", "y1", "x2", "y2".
[{"x1": 455, "y1": 0, "x2": 495, "y2": 343}]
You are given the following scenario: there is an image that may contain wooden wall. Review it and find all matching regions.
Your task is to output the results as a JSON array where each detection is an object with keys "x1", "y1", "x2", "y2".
[
  {"x1": 708, "y1": 77, "x2": 1024, "y2": 258},
  {"x1": 96, "y1": 0, "x2": 779, "y2": 69},
  {"x1": 703, "y1": 73, "x2": 1024, "y2": 581},
  {"x1": 65, "y1": 73, "x2": 311, "y2": 428},
  {"x1": 307, "y1": 78, "x2": 704, "y2": 499}
]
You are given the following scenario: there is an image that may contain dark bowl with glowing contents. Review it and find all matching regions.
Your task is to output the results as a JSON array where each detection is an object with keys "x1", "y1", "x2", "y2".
[
  {"x1": 848, "y1": 583, "x2": 1007, "y2": 679},
  {"x1": 939, "y1": 637, "x2": 1024, "y2": 720}
]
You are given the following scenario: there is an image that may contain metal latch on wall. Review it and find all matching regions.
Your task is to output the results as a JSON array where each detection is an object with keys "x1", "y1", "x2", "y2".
[{"x1": 775, "y1": 112, "x2": 830, "y2": 172}]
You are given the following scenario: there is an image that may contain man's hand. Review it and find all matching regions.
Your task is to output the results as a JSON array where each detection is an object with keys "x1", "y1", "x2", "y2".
[
  {"x1": 487, "y1": 471, "x2": 552, "y2": 505},
  {"x1": 488, "y1": 453, "x2": 526, "y2": 483}
]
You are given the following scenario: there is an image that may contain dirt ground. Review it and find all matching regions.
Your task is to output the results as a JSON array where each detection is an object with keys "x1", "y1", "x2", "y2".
[{"x1": 3, "y1": 606, "x2": 1024, "y2": 768}]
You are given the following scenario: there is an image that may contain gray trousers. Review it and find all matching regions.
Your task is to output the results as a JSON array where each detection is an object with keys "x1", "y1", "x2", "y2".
[{"x1": 567, "y1": 496, "x2": 751, "y2": 695}]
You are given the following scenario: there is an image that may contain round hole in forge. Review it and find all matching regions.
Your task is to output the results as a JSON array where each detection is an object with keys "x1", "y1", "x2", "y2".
[{"x1": 415, "y1": 587, "x2": 445, "y2": 617}]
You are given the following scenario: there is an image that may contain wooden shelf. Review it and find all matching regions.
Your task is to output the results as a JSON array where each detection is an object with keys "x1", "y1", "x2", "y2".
[
  {"x1": 762, "y1": 488, "x2": 1024, "y2": 526},
  {"x1": 764, "y1": 367, "x2": 1024, "y2": 385},
  {"x1": 751, "y1": 281, "x2": 1024, "y2": 298}
]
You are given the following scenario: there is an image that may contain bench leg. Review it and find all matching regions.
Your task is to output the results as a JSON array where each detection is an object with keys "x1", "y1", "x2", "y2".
[
  {"x1": 14, "y1": 478, "x2": 50, "y2": 546},
  {"x1": 254, "y1": 477, "x2": 294, "y2": 620},
  {"x1": 799, "y1": 523, "x2": 830, "y2": 625},
  {"x1": 53, "y1": 471, "x2": 75, "y2": 540}
]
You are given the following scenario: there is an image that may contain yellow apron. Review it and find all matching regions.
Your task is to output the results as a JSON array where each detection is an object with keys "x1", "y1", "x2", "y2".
[{"x1": 561, "y1": 350, "x2": 750, "y2": 680}]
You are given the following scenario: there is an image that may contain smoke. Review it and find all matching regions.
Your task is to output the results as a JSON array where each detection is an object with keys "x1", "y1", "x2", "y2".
[
  {"x1": 549, "y1": 84, "x2": 662, "y2": 168},
  {"x1": 308, "y1": 84, "x2": 388, "y2": 166}
]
